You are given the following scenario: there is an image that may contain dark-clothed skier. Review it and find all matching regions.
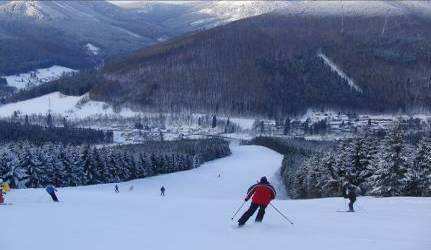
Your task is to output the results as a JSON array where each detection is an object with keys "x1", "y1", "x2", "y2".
[
  {"x1": 115, "y1": 184, "x2": 119, "y2": 193},
  {"x1": 0, "y1": 187, "x2": 4, "y2": 204},
  {"x1": 46, "y1": 185, "x2": 59, "y2": 202},
  {"x1": 160, "y1": 186, "x2": 165, "y2": 196},
  {"x1": 343, "y1": 184, "x2": 357, "y2": 212},
  {"x1": 238, "y1": 176, "x2": 276, "y2": 226}
]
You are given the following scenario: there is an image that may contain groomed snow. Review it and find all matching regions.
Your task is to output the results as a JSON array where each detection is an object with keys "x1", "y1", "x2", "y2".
[
  {"x1": 2, "y1": 145, "x2": 430, "y2": 250},
  {"x1": 2, "y1": 65, "x2": 77, "y2": 90},
  {"x1": 0, "y1": 92, "x2": 138, "y2": 118}
]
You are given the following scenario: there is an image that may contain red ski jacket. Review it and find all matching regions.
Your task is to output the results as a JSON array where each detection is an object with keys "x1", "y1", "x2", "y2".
[{"x1": 246, "y1": 183, "x2": 276, "y2": 206}]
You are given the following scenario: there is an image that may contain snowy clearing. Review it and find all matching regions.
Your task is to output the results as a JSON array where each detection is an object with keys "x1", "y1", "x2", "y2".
[
  {"x1": 1, "y1": 65, "x2": 77, "y2": 90},
  {"x1": 0, "y1": 92, "x2": 138, "y2": 118},
  {"x1": 317, "y1": 53, "x2": 363, "y2": 93},
  {"x1": 85, "y1": 43, "x2": 100, "y2": 55},
  {"x1": 2, "y1": 145, "x2": 430, "y2": 250}
]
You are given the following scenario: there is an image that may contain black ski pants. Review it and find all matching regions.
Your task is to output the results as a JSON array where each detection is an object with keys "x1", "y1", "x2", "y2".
[
  {"x1": 348, "y1": 197, "x2": 356, "y2": 211},
  {"x1": 238, "y1": 202, "x2": 267, "y2": 225},
  {"x1": 49, "y1": 192, "x2": 59, "y2": 202}
]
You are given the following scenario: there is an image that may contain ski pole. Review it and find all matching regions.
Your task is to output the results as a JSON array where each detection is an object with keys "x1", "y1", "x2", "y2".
[
  {"x1": 270, "y1": 203, "x2": 294, "y2": 225},
  {"x1": 356, "y1": 201, "x2": 367, "y2": 212},
  {"x1": 231, "y1": 200, "x2": 247, "y2": 220}
]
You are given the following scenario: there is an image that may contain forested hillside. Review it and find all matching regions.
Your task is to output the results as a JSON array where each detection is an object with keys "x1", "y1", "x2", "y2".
[{"x1": 86, "y1": 13, "x2": 431, "y2": 117}]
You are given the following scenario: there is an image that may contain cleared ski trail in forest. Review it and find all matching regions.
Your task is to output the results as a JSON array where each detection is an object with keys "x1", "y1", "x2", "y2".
[{"x1": 2, "y1": 145, "x2": 430, "y2": 250}]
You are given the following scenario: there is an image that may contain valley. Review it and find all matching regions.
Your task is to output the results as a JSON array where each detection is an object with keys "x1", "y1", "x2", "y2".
[{"x1": 1, "y1": 3, "x2": 431, "y2": 250}]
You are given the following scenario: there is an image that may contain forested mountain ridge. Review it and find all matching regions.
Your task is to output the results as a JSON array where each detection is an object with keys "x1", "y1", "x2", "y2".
[
  {"x1": 0, "y1": 0, "x2": 292, "y2": 75},
  {"x1": 89, "y1": 11, "x2": 431, "y2": 117},
  {"x1": 0, "y1": 0, "x2": 168, "y2": 74}
]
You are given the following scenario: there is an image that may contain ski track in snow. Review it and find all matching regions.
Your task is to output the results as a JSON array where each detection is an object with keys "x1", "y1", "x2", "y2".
[
  {"x1": 318, "y1": 53, "x2": 363, "y2": 93},
  {"x1": 2, "y1": 145, "x2": 430, "y2": 250}
]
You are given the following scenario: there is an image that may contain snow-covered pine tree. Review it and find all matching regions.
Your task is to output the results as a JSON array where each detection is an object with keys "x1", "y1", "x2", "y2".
[
  {"x1": 78, "y1": 145, "x2": 94, "y2": 185},
  {"x1": 370, "y1": 124, "x2": 410, "y2": 196},
  {"x1": 118, "y1": 152, "x2": 132, "y2": 181},
  {"x1": 91, "y1": 147, "x2": 105, "y2": 184},
  {"x1": 63, "y1": 145, "x2": 82, "y2": 186},
  {"x1": 345, "y1": 131, "x2": 378, "y2": 193},
  {"x1": 47, "y1": 144, "x2": 67, "y2": 187},
  {"x1": 24, "y1": 147, "x2": 44, "y2": 188},
  {"x1": 135, "y1": 153, "x2": 150, "y2": 178},
  {"x1": 296, "y1": 155, "x2": 322, "y2": 198},
  {"x1": 411, "y1": 136, "x2": 431, "y2": 196},
  {"x1": 3, "y1": 144, "x2": 27, "y2": 188},
  {"x1": 333, "y1": 141, "x2": 351, "y2": 184},
  {"x1": 357, "y1": 132, "x2": 379, "y2": 193},
  {"x1": 106, "y1": 150, "x2": 121, "y2": 183},
  {"x1": 318, "y1": 153, "x2": 339, "y2": 197}
]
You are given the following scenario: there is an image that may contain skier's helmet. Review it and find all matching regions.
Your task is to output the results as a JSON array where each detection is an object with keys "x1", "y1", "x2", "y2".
[{"x1": 260, "y1": 176, "x2": 268, "y2": 183}]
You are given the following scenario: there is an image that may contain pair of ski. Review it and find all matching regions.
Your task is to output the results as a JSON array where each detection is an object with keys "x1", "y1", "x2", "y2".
[
  {"x1": 336, "y1": 210, "x2": 355, "y2": 212},
  {"x1": 0, "y1": 203, "x2": 13, "y2": 206}
]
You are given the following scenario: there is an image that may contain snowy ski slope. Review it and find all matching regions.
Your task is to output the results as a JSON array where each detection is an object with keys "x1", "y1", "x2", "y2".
[
  {"x1": 1, "y1": 145, "x2": 430, "y2": 250},
  {"x1": 0, "y1": 92, "x2": 139, "y2": 118}
]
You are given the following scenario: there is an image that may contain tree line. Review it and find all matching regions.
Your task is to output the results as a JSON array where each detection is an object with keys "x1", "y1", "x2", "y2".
[
  {"x1": 0, "y1": 139, "x2": 231, "y2": 189},
  {"x1": 0, "y1": 120, "x2": 113, "y2": 145}
]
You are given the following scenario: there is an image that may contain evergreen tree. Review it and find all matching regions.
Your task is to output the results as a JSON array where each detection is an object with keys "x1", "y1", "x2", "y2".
[
  {"x1": 370, "y1": 124, "x2": 410, "y2": 196},
  {"x1": 411, "y1": 137, "x2": 431, "y2": 196},
  {"x1": 24, "y1": 148, "x2": 44, "y2": 188}
]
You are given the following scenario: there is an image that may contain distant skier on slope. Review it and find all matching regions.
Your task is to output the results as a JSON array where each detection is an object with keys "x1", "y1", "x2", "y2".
[
  {"x1": 115, "y1": 184, "x2": 120, "y2": 193},
  {"x1": 238, "y1": 176, "x2": 276, "y2": 227},
  {"x1": 160, "y1": 186, "x2": 165, "y2": 196},
  {"x1": 46, "y1": 185, "x2": 59, "y2": 202},
  {"x1": 343, "y1": 183, "x2": 358, "y2": 212},
  {"x1": 0, "y1": 186, "x2": 5, "y2": 204}
]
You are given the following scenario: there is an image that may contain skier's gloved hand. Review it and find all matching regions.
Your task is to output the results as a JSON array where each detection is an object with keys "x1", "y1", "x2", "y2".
[{"x1": 245, "y1": 197, "x2": 249, "y2": 202}]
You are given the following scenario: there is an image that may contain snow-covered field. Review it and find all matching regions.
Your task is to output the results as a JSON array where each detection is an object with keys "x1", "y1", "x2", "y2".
[
  {"x1": 2, "y1": 145, "x2": 430, "y2": 250},
  {"x1": 1, "y1": 66, "x2": 77, "y2": 90},
  {"x1": 0, "y1": 92, "x2": 138, "y2": 118}
]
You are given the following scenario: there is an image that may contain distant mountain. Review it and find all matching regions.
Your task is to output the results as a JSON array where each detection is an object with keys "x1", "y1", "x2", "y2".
[
  {"x1": 0, "y1": 0, "x2": 168, "y2": 75},
  {"x1": 112, "y1": 1, "x2": 291, "y2": 32},
  {"x1": 112, "y1": 1, "x2": 431, "y2": 31},
  {"x1": 86, "y1": 2, "x2": 431, "y2": 116},
  {"x1": 0, "y1": 0, "x2": 294, "y2": 75},
  {"x1": 3, "y1": 0, "x2": 431, "y2": 76}
]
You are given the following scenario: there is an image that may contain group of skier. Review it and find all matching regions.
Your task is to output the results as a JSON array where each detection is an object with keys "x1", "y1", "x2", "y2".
[
  {"x1": 113, "y1": 184, "x2": 166, "y2": 196},
  {"x1": 1, "y1": 175, "x2": 358, "y2": 224}
]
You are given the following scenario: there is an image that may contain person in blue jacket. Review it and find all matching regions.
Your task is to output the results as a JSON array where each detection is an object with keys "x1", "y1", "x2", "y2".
[{"x1": 46, "y1": 185, "x2": 59, "y2": 202}]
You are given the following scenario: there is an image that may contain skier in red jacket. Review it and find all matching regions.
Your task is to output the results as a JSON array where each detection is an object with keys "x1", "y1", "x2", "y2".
[{"x1": 238, "y1": 176, "x2": 276, "y2": 226}]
